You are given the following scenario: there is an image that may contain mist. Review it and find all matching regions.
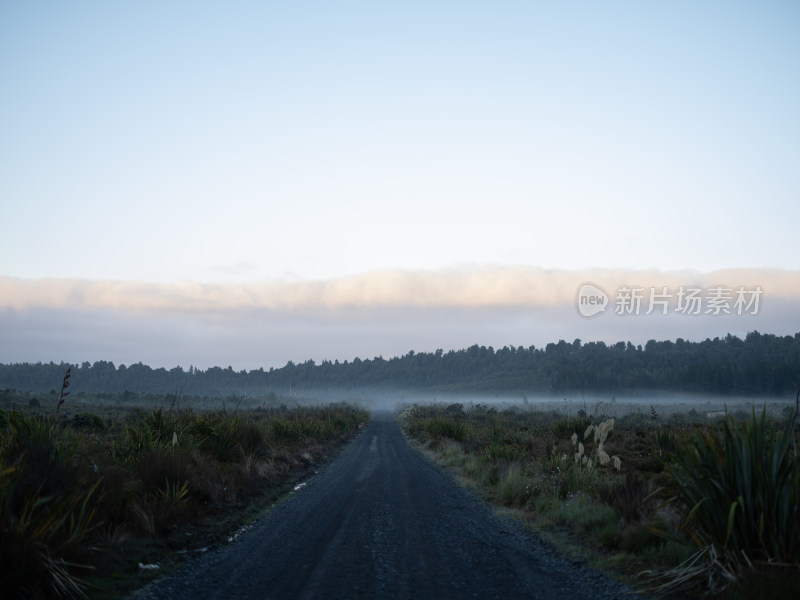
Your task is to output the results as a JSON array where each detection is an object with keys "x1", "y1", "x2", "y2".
[{"x1": 284, "y1": 389, "x2": 797, "y2": 421}]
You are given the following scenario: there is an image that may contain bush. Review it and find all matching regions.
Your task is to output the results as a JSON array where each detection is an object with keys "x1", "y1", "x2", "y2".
[
  {"x1": 666, "y1": 409, "x2": 800, "y2": 589},
  {"x1": 553, "y1": 493, "x2": 618, "y2": 533},
  {"x1": 597, "y1": 470, "x2": 650, "y2": 524},
  {"x1": 71, "y1": 412, "x2": 105, "y2": 431},
  {"x1": 0, "y1": 411, "x2": 100, "y2": 599},
  {"x1": 425, "y1": 417, "x2": 468, "y2": 442}
]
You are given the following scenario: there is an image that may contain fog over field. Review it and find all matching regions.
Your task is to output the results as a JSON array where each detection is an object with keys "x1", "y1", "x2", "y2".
[{"x1": 234, "y1": 388, "x2": 797, "y2": 420}]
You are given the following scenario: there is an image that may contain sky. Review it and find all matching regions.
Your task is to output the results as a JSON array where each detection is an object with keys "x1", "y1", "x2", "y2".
[{"x1": 1, "y1": 2, "x2": 799, "y2": 371}]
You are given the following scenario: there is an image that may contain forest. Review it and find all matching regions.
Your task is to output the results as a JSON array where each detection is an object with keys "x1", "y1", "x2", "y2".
[{"x1": 1, "y1": 330, "x2": 798, "y2": 398}]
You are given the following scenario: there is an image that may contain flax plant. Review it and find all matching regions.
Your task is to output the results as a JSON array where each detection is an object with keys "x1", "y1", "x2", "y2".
[
  {"x1": 660, "y1": 408, "x2": 800, "y2": 591},
  {"x1": 1, "y1": 410, "x2": 101, "y2": 599}
]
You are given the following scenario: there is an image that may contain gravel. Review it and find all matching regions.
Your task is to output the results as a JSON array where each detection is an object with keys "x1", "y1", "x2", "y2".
[{"x1": 132, "y1": 412, "x2": 642, "y2": 600}]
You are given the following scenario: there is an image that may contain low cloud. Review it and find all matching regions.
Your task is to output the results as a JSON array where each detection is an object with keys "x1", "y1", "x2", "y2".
[
  {"x1": 2, "y1": 267, "x2": 798, "y2": 370},
  {"x1": 2, "y1": 267, "x2": 799, "y2": 313}
]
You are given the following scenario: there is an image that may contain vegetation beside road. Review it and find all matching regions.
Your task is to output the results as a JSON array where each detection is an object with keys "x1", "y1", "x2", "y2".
[
  {"x1": 0, "y1": 394, "x2": 368, "y2": 599},
  {"x1": 399, "y1": 402, "x2": 800, "y2": 598}
]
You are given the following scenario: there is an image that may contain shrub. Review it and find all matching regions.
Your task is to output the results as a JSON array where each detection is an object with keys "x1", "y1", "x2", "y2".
[
  {"x1": 484, "y1": 442, "x2": 524, "y2": 464},
  {"x1": 551, "y1": 415, "x2": 592, "y2": 439},
  {"x1": 664, "y1": 409, "x2": 800, "y2": 591},
  {"x1": 70, "y1": 412, "x2": 105, "y2": 432},
  {"x1": 597, "y1": 470, "x2": 650, "y2": 524},
  {"x1": 553, "y1": 493, "x2": 618, "y2": 533},
  {"x1": 425, "y1": 417, "x2": 468, "y2": 442},
  {"x1": 0, "y1": 411, "x2": 100, "y2": 599},
  {"x1": 191, "y1": 412, "x2": 240, "y2": 462}
]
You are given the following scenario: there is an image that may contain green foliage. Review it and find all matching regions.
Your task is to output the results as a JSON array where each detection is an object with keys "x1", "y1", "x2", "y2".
[
  {"x1": 401, "y1": 402, "x2": 709, "y2": 588},
  {"x1": 425, "y1": 417, "x2": 468, "y2": 442},
  {"x1": 190, "y1": 412, "x2": 240, "y2": 462},
  {"x1": 496, "y1": 462, "x2": 530, "y2": 506},
  {"x1": 159, "y1": 477, "x2": 189, "y2": 503},
  {"x1": 596, "y1": 471, "x2": 649, "y2": 524},
  {"x1": 0, "y1": 402, "x2": 367, "y2": 599},
  {"x1": 0, "y1": 410, "x2": 101, "y2": 599},
  {"x1": 269, "y1": 415, "x2": 304, "y2": 443},
  {"x1": 484, "y1": 442, "x2": 524, "y2": 464},
  {"x1": 551, "y1": 415, "x2": 592, "y2": 440},
  {"x1": 553, "y1": 493, "x2": 618, "y2": 533},
  {"x1": 71, "y1": 413, "x2": 105, "y2": 432},
  {"x1": 654, "y1": 428, "x2": 676, "y2": 454},
  {"x1": 637, "y1": 539, "x2": 694, "y2": 566},
  {"x1": 666, "y1": 409, "x2": 800, "y2": 583}
]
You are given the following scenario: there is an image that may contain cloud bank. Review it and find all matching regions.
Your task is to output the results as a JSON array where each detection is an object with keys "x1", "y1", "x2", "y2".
[
  {"x1": 2, "y1": 267, "x2": 799, "y2": 313},
  {"x1": 2, "y1": 267, "x2": 799, "y2": 370}
]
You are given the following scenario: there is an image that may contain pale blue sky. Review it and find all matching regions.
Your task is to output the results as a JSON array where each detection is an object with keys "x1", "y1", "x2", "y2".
[
  {"x1": 2, "y1": 1, "x2": 798, "y2": 284},
  {"x1": 2, "y1": 2, "x2": 800, "y2": 369}
]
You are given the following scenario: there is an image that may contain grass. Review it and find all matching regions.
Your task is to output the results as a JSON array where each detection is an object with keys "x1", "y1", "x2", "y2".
[
  {"x1": 0, "y1": 393, "x2": 368, "y2": 600},
  {"x1": 399, "y1": 402, "x2": 800, "y2": 598}
]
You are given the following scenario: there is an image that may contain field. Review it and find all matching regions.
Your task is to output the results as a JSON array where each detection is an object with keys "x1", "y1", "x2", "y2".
[
  {"x1": 3, "y1": 386, "x2": 798, "y2": 599},
  {"x1": 399, "y1": 400, "x2": 800, "y2": 599},
  {"x1": 0, "y1": 390, "x2": 368, "y2": 600}
]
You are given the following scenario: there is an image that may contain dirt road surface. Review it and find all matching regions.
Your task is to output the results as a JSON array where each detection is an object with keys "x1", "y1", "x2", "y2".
[{"x1": 134, "y1": 412, "x2": 639, "y2": 599}]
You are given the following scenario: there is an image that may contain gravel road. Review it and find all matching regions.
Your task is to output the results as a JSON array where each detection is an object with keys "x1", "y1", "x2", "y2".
[{"x1": 134, "y1": 412, "x2": 640, "y2": 599}]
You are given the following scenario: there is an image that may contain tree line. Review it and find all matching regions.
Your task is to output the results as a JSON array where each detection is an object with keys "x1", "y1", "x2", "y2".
[{"x1": 1, "y1": 331, "x2": 798, "y2": 398}]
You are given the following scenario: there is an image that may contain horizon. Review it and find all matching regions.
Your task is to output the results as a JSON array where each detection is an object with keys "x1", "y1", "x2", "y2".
[{"x1": 3, "y1": 328, "x2": 797, "y2": 374}]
